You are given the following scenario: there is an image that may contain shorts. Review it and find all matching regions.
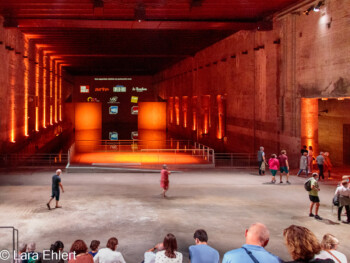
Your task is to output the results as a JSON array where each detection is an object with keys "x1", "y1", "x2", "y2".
[
  {"x1": 271, "y1": 169, "x2": 277, "y2": 176},
  {"x1": 280, "y1": 166, "x2": 289, "y2": 173},
  {"x1": 309, "y1": 195, "x2": 320, "y2": 203},
  {"x1": 51, "y1": 191, "x2": 60, "y2": 201}
]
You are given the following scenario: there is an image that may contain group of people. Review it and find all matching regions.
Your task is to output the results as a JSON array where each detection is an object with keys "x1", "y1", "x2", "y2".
[
  {"x1": 257, "y1": 147, "x2": 290, "y2": 184},
  {"x1": 15, "y1": 223, "x2": 347, "y2": 263},
  {"x1": 297, "y1": 146, "x2": 333, "y2": 180}
]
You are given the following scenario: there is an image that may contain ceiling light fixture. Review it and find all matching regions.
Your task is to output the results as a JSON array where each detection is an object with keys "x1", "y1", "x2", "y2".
[{"x1": 313, "y1": 1, "x2": 323, "y2": 12}]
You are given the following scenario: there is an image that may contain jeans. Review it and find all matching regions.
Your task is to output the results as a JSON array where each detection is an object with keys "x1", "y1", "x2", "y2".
[
  {"x1": 338, "y1": 205, "x2": 350, "y2": 222},
  {"x1": 318, "y1": 164, "x2": 324, "y2": 179}
]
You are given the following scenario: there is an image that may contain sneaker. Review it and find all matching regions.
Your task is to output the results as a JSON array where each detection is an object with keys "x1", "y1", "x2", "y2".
[
  {"x1": 315, "y1": 215, "x2": 322, "y2": 220},
  {"x1": 287, "y1": 181, "x2": 291, "y2": 184},
  {"x1": 280, "y1": 181, "x2": 283, "y2": 184},
  {"x1": 309, "y1": 213, "x2": 315, "y2": 217}
]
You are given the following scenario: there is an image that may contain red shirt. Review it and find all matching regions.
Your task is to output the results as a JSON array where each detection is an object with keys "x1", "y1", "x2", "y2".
[{"x1": 278, "y1": 154, "x2": 288, "y2": 167}]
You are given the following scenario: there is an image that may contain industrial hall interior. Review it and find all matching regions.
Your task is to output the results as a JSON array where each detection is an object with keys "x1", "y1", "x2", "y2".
[{"x1": 0, "y1": 0, "x2": 350, "y2": 263}]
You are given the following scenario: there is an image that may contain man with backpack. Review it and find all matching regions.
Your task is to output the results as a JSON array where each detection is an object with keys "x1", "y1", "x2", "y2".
[{"x1": 306, "y1": 173, "x2": 322, "y2": 220}]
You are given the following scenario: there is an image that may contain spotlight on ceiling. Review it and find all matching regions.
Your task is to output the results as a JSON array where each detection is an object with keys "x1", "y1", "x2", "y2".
[{"x1": 313, "y1": 1, "x2": 323, "y2": 12}]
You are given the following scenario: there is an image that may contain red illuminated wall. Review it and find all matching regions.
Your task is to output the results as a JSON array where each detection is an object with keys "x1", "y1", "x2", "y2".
[{"x1": 138, "y1": 102, "x2": 166, "y2": 130}]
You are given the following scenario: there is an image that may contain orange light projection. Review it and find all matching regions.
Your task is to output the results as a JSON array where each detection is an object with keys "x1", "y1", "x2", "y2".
[
  {"x1": 168, "y1": 97, "x2": 174, "y2": 124},
  {"x1": 24, "y1": 46, "x2": 29, "y2": 136},
  {"x1": 202, "y1": 95, "x2": 210, "y2": 134},
  {"x1": 59, "y1": 64, "x2": 62, "y2": 121},
  {"x1": 174, "y1": 97, "x2": 180, "y2": 125},
  {"x1": 216, "y1": 95, "x2": 225, "y2": 139},
  {"x1": 138, "y1": 102, "x2": 166, "y2": 130},
  {"x1": 35, "y1": 50, "x2": 40, "y2": 132},
  {"x1": 54, "y1": 61, "x2": 58, "y2": 123},
  {"x1": 182, "y1": 96, "x2": 188, "y2": 128},
  {"x1": 192, "y1": 96, "x2": 198, "y2": 131},
  {"x1": 42, "y1": 55, "x2": 47, "y2": 128},
  {"x1": 49, "y1": 59, "x2": 53, "y2": 125},
  {"x1": 10, "y1": 68, "x2": 15, "y2": 142},
  {"x1": 75, "y1": 103, "x2": 102, "y2": 130},
  {"x1": 301, "y1": 98, "x2": 318, "y2": 153}
]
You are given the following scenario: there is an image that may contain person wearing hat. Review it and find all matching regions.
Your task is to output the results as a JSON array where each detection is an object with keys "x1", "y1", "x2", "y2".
[
  {"x1": 160, "y1": 164, "x2": 171, "y2": 198},
  {"x1": 334, "y1": 179, "x2": 350, "y2": 223}
]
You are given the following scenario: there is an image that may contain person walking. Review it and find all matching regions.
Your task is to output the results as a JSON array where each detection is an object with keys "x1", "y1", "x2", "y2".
[
  {"x1": 308, "y1": 173, "x2": 322, "y2": 220},
  {"x1": 308, "y1": 146, "x2": 314, "y2": 174},
  {"x1": 268, "y1": 154, "x2": 279, "y2": 184},
  {"x1": 257, "y1": 146, "x2": 266, "y2": 175},
  {"x1": 278, "y1": 150, "x2": 290, "y2": 184},
  {"x1": 334, "y1": 179, "x2": 350, "y2": 224},
  {"x1": 47, "y1": 169, "x2": 64, "y2": 210},
  {"x1": 160, "y1": 164, "x2": 171, "y2": 198},
  {"x1": 324, "y1": 152, "x2": 333, "y2": 179},
  {"x1": 316, "y1": 152, "x2": 325, "y2": 180},
  {"x1": 297, "y1": 152, "x2": 308, "y2": 177}
]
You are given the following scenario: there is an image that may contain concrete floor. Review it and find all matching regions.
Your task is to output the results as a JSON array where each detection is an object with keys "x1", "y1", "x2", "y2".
[{"x1": 0, "y1": 168, "x2": 349, "y2": 262}]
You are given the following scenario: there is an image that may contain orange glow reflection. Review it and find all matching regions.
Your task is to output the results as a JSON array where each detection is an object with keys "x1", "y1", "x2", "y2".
[
  {"x1": 10, "y1": 71, "x2": 15, "y2": 142},
  {"x1": 182, "y1": 96, "x2": 188, "y2": 128},
  {"x1": 54, "y1": 61, "x2": 58, "y2": 123},
  {"x1": 42, "y1": 56, "x2": 47, "y2": 128},
  {"x1": 216, "y1": 95, "x2": 225, "y2": 139},
  {"x1": 202, "y1": 95, "x2": 210, "y2": 134},
  {"x1": 49, "y1": 59, "x2": 53, "y2": 125},
  {"x1": 192, "y1": 96, "x2": 197, "y2": 131},
  {"x1": 35, "y1": 50, "x2": 40, "y2": 131},
  {"x1": 168, "y1": 97, "x2": 174, "y2": 124},
  {"x1": 24, "y1": 45, "x2": 29, "y2": 136},
  {"x1": 138, "y1": 102, "x2": 166, "y2": 130},
  {"x1": 59, "y1": 64, "x2": 62, "y2": 121},
  {"x1": 301, "y1": 98, "x2": 318, "y2": 153},
  {"x1": 174, "y1": 97, "x2": 180, "y2": 125}
]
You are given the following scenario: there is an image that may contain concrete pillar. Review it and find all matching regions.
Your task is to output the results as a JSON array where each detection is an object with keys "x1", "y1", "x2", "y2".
[{"x1": 301, "y1": 98, "x2": 318, "y2": 154}]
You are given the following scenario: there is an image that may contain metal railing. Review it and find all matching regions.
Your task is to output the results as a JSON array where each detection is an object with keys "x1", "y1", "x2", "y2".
[
  {"x1": 215, "y1": 153, "x2": 256, "y2": 167},
  {"x1": 0, "y1": 226, "x2": 19, "y2": 263},
  {"x1": 0, "y1": 153, "x2": 68, "y2": 167}
]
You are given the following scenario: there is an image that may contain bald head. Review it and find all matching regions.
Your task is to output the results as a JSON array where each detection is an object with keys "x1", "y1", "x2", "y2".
[
  {"x1": 56, "y1": 169, "x2": 62, "y2": 175},
  {"x1": 245, "y1": 223, "x2": 270, "y2": 247}
]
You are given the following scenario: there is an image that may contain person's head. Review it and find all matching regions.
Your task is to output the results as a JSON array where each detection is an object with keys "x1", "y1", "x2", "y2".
[
  {"x1": 260, "y1": 146, "x2": 264, "y2": 151},
  {"x1": 281, "y1": 150, "x2": 286, "y2": 155},
  {"x1": 18, "y1": 243, "x2": 27, "y2": 253},
  {"x1": 303, "y1": 152, "x2": 308, "y2": 156},
  {"x1": 27, "y1": 242, "x2": 36, "y2": 252},
  {"x1": 312, "y1": 173, "x2": 319, "y2": 179},
  {"x1": 341, "y1": 180, "x2": 348, "y2": 187},
  {"x1": 321, "y1": 234, "x2": 339, "y2": 250},
  {"x1": 283, "y1": 225, "x2": 321, "y2": 260},
  {"x1": 193, "y1": 229, "x2": 208, "y2": 244},
  {"x1": 309, "y1": 146, "x2": 313, "y2": 150},
  {"x1": 163, "y1": 164, "x2": 167, "y2": 169},
  {"x1": 245, "y1": 223, "x2": 270, "y2": 248},
  {"x1": 106, "y1": 237, "x2": 118, "y2": 251},
  {"x1": 56, "y1": 169, "x2": 62, "y2": 176},
  {"x1": 163, "y1": 233, "x2": 177, "y2": 258},
  {"x1": 70, "y1": 240, "x2": 88, "y2": 255},
  {"x1": 325, "y1": 152, "x2": 329, "y2": 156},
  {"x1": 303, "y1": 145, "x2": 307, "y2": 149},
  {"x1": 50, "y1": 241, "x2": 64, "y2": 253},
  {"x1": 271, "y1": 154, "x2": 277, "y2": 158},
  {"x1": 90, "y1": 240, "x2": 100, "y2": 251}
]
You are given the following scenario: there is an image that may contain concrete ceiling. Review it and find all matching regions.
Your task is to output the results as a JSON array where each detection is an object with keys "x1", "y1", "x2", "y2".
[{"x1": 0, "y1": 0, "x2": 300, "y2": 75}]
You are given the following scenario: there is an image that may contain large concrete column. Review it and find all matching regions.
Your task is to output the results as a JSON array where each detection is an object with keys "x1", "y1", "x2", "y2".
[{"x1": 301, "y1": 98, "x2": 318, "y2": 154}]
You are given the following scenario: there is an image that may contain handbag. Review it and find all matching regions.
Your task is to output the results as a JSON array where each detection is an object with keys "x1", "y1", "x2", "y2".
[{"x1": 333, "y1": 194, "x2": 339, "y2": 206}]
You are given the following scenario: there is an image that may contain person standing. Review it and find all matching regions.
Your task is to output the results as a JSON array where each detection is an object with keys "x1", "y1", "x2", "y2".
[
  {"x1": 278, "y1": 150, "x2": 290, "y2": 184},
  {"x1": 301, "y1": 145, "x2": 308, "y2": 155},
  {"x1": 297, "y1": 152, "x2": 308, "y2": 177},
  {"x1": 324, "y1": 152, "x2": 333, "y2": 179},
  {"x1": 316, "y1": 152, "x2": 325, "y2": 180},
  {"x1": 308, "y1": 146, "x2": 314, "y2": 174},
  {"x1": 160, "y1": 164, "x2": 171, "y2": 198},
  {"x1": 268, "y1": 154, "x2": 279, "y2": 184},
  {"x1": 47, "y1": 169, "x2": 64, "y2": 210},
  {"x1": 188, "y1": 229, "x2": 219, "y2": 263},
  {"x1": 308, "y1": 173, "x2": 322, "y2": 220},
  {"x1": 257, "y1": 146, "x2": 266, "y2": 175},
  {"x1": 334, "y1": 179, "x2": 350, "y2": 224},
  {"x1": 222, "y1": 223, "x2": 280, "y2": 263}
]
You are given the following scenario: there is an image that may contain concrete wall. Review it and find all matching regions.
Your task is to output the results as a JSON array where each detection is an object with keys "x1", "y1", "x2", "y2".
[
  {"x1": 319, "y1": 99, "x2": 350, "y2": 166},
  {"x1": 154, "y1": 0, "x2": 350, "y2": 167},
  {"x1": 0, "y1": 16, "x2": 73, "y2": 154}
]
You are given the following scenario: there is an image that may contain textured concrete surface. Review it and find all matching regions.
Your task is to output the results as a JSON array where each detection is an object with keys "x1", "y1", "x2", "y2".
[{"x1": 0, "y1": 168, "x2": 349, "y2": 263}]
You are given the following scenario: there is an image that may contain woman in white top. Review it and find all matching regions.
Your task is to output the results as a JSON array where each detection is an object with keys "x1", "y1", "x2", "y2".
[
  {"x1": 155, "y1": 233, "x2": 182, "y2": 263},
  {"x1": 94, "y1": 237, "x2": 126, "y2": 263},
  {"x1": 315, "y1": 234, "x2": 348, "y2": 263}
]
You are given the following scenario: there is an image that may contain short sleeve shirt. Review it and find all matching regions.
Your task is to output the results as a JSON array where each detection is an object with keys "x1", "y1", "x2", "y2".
[
  {"x1": 189, "y1": 244, "x2": 219, "y2": 263},
  {"x1": 278, "y1": 155, "x2": 288, "y2": 167},
  {"x1": 52, "y1": 175, "x2": 61, "y2": 192},
  {"x1": 309, "y1": 177, "x2": 319, "y2": 197}
]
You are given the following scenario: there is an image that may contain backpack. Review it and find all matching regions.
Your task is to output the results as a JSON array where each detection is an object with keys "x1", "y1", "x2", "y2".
[
  {"x1": 304, "y1": 178, "x2": 312, "y2": 191},
  {"x1": 333, "y1": 194, "x2": 340, "y2": 206}
]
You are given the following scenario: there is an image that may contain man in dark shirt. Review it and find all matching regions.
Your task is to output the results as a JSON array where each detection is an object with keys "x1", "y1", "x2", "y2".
[{"x1": 47, "y1": 169, "x2": 64, "y2": 210}]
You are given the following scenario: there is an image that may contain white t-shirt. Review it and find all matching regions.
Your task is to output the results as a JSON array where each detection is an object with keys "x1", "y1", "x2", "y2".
[
  {"x1": 94, "y1": 248, "x2": 126, "y2": 263},
  {"x1": 144, "y1": 252, "x2": 156, "y2": 263},
  {"x1": 155, "y1": 250, "x2": 182, "y2": 263},
  {"x1": 315, "y1": 250, "x2": 348, "y2": 263}
]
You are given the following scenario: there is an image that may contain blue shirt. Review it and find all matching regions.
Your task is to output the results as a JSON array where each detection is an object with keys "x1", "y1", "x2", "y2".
[
  {"x1": 189, "y1": 244, "x2": 219, "y2": 263},
  {"x1": 222, "y1": 244, "x2": 281, "y2": 263}
]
